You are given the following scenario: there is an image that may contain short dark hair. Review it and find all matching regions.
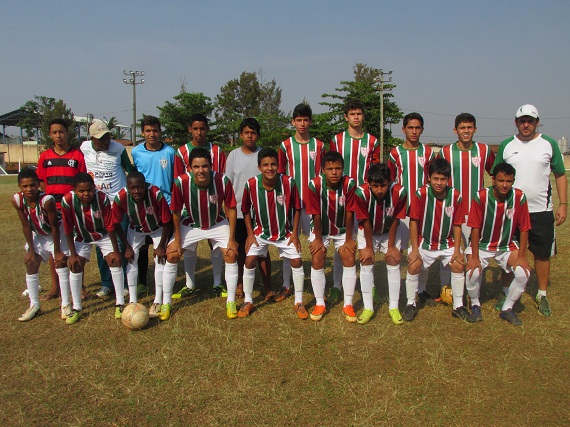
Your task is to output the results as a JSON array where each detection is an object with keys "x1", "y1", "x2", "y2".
[
  {"x1": 403, "y1": 112, "x2": 424, "y2": 127},
  {"x1": 492, "y1": 162, "x2": 516, "y2": 177},
  {"x1": 454, "y1": 113, "x2": 476, "y2": 129},
  {"x1": 322, "y1": 150, "x2": 344, "y2": 167},
  {"x1": 367, "y1": 163, "x2": 391, "y2": 184},
  {"x1": 189, "y1": 113, "x2": 208, "y2": 127},
  {"x1": 127, "y1": 170, "x2": 146, "y2": 183},
  {"x1": 189, "y1": 146, "x2": 212, "y2": 165},
  {"x1": 17, "y1": 167, "x2": 39, "y2": 183},
  {"x1": 344, "y1": 99, "x2": 364, "y2": 116},
  {"x1": 257, "y1": 147, "x2": 278, "y2": 166},
  {"x1": 73, "y1": 172, "x2": 94, "y2": 187},
  {"x1": 239, "y1": 117, "x2": 261, "y2": 136},
  {"x1": 141, "y1": 115, "x2": 161, "y2": 129},
  {"x1": 428, "y1": 157, "x2": 451, "y2": 178},
  {"x1": 48, "y1": 118, "x2": 69, "y2": 132},
  {"x1": 292, "y1": 103, "x2": 312, "y2": 120}
]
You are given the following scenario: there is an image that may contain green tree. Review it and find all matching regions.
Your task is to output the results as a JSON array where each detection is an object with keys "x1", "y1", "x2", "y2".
[
  {"x1": 18, "y1": 96, "x2": 77, "y2": 147},
  {"x1": 102, "y1": 116, "x2": 127, "y2": 140},
  {"x1": 157, "y1": 92, "x2": 215, "y2": 148}
]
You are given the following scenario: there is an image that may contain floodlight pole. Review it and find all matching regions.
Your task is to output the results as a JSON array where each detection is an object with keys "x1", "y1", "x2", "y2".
[
  {"x1": 123, "y1": 70, "x2": 144, "y2": 145},
  {"x1": 375, "y1": 70, "x2": 393, "y2": 162}
]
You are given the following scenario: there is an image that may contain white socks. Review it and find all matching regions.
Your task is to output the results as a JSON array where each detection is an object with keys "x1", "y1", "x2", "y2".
[
  {"x1": 25, "y1": 273, "x2": 40, "y2": 307},
  {"x1": 387, "y1": 264, "x2": 401, "y2": 310},
  {"x1": 311, "y1": 267, "x2": 326, "y2": 306},
  {"x1": 360, "y1": 264, "x2": 374, "y2": 311},
  {"x1": 225, "y1": 262, "x2": 238, "y2": 304},
  {"x1": 343, "y1": 266, "x2": 357, "y2": 307}
]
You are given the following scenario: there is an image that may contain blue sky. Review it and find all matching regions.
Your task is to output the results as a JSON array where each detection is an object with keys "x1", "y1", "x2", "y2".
[{"x1": 2, "y1": 0, "x2": 569, "y2": 144}]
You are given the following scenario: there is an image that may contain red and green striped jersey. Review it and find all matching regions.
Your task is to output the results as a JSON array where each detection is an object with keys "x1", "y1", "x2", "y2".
[
  {"x1": 61, "y1": 190, "x2": 114, "y2": 242},
  {"x1": 241, "y1": 174, "x2": 301, "y2": 241},
  {"x1": 113, "y1": 184, "x2": 172, "y2": 234},
  {"x1": 467, "y1": 187, "x2": 531, "y2": 251},
  {"x1": 409, "y1": 185, "x2": 463, "y2": 250},
  {"x1": 439, "y1": 142, "x2": 495, "y2": 216},
  {"x1": 350, "y1": 182, "x2": 407, "y2": 235},
  {"x1": 307, "y1": 175, "x2": 356, "y2": 236},
  {"x1": 388, "y1": 144, "x2": 435, "y2": 210},
  {"x1": 13, "y1": 192, "x2": 55, "y2": 236},
  {"x1": 177, "y1": 142, "x2": 226, "y2": 173},
  {"x1": 171, "y1": 171, "x2": 236, "y2": 229},
  {"x1": 329, "y1": 131, "x2": 379, "y2": 185},
  {"x1": 278, "y1": 136, "x2": 324, "y2": 209}
]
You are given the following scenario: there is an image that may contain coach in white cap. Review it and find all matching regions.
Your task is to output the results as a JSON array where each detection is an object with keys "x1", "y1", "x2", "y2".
[{"x1": 494, "y1": 104, "x2": 567, "y2": 317}]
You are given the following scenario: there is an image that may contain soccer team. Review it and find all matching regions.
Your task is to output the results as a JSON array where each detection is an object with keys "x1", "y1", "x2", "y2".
[{"x1": 14, "y1": 101, "x2": 567, "y2": 327}]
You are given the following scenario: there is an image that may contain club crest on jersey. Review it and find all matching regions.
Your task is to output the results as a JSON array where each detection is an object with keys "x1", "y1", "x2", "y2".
[
  {"x1": 160, "y1": 159, "x2": 168, "y2": 169},
  {"x1": 68, "y1": 159, "x2": 77, "y2": 167},
  {"x1": 360, "y1": 147, "x2": 369, "y2": 156},
  {"x1": 276, "y1": 195, "x2": 285, "y2": 205},
  {"x1": 145, "y1": 206, "x2": 154, "y2": 214},
  {"x1": 209, "y1": 194, "x2": 218, "y2": 204},
  {"x1": 385, "y1": 207, "x2": 394, "y2": 217},
  {"x1": 93, "y1": 210, "x2": 101, "y2": 219},
  {"x1": 309, "y1": 150, "x2": 316, "y2": 161},
  {"x1": 445, "y1": 206, "x2": 454, "y2": 217},
  {"x1": 471, "y1": 157, "x2": 481, "y2": 167},
  {"x1": 338, "y1": 195, "x2": 345, "y2": 206},
  {"x1": 506, "y1": 208, "x2": 515, "y2": 220},
  {"x1": 418, "y1": 156, "x2": 426, "y2": 168}
]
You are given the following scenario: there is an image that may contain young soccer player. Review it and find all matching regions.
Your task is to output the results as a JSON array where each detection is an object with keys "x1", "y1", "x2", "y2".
[
  {"x1": 175, "y1": 113, "x2": 227, "y2": 298},
  {"x1": 388, "y1": 112, "x2": 436, "y2": 303},
  {"x1": 13, "y1": 168, "x2": 71, "y2": 321},
  {"x1": 240, "y1": 148, "x2": 305, "y2": 319},
  {"x1": 225, "y1": 118, "x2": 272, "y2": 299},
  {"x1": 61, "y1": 173, "x2": 125, "y2": 324},
  {"x1": 36, "y1": 118, "x2": 86, "y2": 300},
  {"x1": 405, "y1": 158, "x2": 469, "y2": 322},
  {"x1": 162, "y1": 147, "x2": 238, "y2": 320},
  {"x1": 465, "y1": 162, "x2": 531, "y2": 326},
  {"x1": 350, "y1": 163, "x2": 407, "y2": 324},
  {"x1": 113, "y1": 171, "x2": 172, "y2": 318},
  {"x1": 306, "y1": 151, "x2": 356, "y2": 321},
  {"x1": 277, "y1": 103, "x2": 324, "y2": 301}
]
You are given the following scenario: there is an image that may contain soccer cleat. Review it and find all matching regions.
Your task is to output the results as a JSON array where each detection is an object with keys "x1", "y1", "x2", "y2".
[
  {"x1": 342, "y1": 305, "x2": 357, "y2": 323},
  {"x1": 357, "y1": 309, "x2": 374, "y2": 325},
  {"x1": 172, "y1": 286, "x2": 195, "y2": 299},
  {"x1": 452, "y1": 306, "x2": 474, "y2": 322},
  {"x1": 470, "y1": 305, "x2": 483, "y2": 322},
  {"x1": 294, "y1": 303, "x2": 309, "y2": 320},
  {"x1": 237, "y1": 302, "x2": 253, "y2": 318},
  {"x1": 494, "y1": 293, "x2": 506, "y2": 312},
  {"x1": 226, "y1": 302, "x2": 238, "y2": 319},
  {"x1": 389, "y1": 308, "x2": 403, "y2": 325},
  {"x1": 159, "y1": 303, "x2": 172, "y2": 321},
  {"x1": 264, "y1": 290, "x2": 277, "y2": 301},
  {"x1": 500, "y1": 308, "x2": 522, "y2": 326},
  {"x1": 61, "y1": 304, "x2": 72, "y2": 320},
  {"x1": 213, "y1": 284, "x2": 228, "y2": 298},
  {"x1": 439, "y1": 286, "x2": 453, "y2": 306},
  {"x1": 535, "y1": 295, "x2": 552, "y2": 317},
  {"x1": 403, "y1": 304, "x2": 418, "y2": 322},
  {"x1": 115, "y1": 305, "x2": 125, "y2": 319},
  {"x1": 328, "y1": 287, "x2": 341, "y2": 306},
  {"x1": 96, "y1": 287, "x2": 111, "y2": 298},
  {"x1": 418, "y1": 291, "x2": 437, "y2": 307},
  {"x1": 274, "y1": 287, "x2": 292, "y2": 302},
  {"x1": 18, "y1": 305, "x2": 41, "y2": 322},
  {"x1": 310, "y1": 305, "x2": 326, "y2": 321},
  {"x1": 148, "y1": 303, "x2": 161, "y2": 319},
  {"x1": 66, "y1": 310, "x2": 81, "y2": 325}
]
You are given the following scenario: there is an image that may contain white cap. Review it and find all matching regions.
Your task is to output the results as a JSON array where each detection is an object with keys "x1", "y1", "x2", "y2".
[
  {"x1": 89, "y1": 121, "x2": 111, "y2": 139},
  {"x1": 515, "y1": 104, "x2": 539, "y2": 119}
]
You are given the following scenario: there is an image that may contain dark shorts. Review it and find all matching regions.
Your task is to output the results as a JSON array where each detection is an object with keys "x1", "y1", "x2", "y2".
[
  {"x1": 527, "y1": 211, "x2": 556, "y2": 259},
  {"x1": 236, "y1": 218, "x2": 248, "y2": 253}
]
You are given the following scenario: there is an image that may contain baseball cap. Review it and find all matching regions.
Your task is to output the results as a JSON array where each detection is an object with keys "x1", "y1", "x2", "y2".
[
  {"x1": 515, "y1": 104, "x2": 539, "y2": 119},
  {"x1": 89, "y1": 121, "x2": 111, "y2": 139}
]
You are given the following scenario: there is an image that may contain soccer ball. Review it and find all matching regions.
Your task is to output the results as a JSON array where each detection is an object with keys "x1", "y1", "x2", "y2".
[
  {"x1": 440, "y1": 285, "x2": 453, "y2": 306},
  {"x1": 122, "y1": 303, "x2": 149, "y2": 330}
]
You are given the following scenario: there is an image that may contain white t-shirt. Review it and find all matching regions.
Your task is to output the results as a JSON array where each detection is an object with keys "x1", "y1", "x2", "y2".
[
  {"x1": 225, "y1": 146, "x2": 261, "y2": 219},
  {"x1": 81, "y1": 140, "x2": 129, "y2": 202}
]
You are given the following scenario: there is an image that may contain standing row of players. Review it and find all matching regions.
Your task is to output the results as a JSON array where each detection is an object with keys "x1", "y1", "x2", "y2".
[{"x1": 15, "y1": 101, "x2": 566, "y2": 326}]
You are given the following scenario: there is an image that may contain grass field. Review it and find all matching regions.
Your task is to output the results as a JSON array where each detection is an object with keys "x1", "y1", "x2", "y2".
[{"x1": 1, "y1": 174, "x2": 569, "y2": 426}]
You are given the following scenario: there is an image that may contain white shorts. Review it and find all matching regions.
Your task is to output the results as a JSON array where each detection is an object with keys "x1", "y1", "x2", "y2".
[
  {"x1": 357, "y1": 228, "x2": 402, "y2": 254},
  {"x1": 465, "y1": 247, "x2": 514, "y2": 273},
  {"x1": 128, "y1": 227, "x2": 164, "y2": 261},
  {"x1": 416, "y1": 247, "x2": 455, "y2": 270},
  {"x1": 308, "y1": 232, "x2": 346, "y2": 251},
  {"x1": 299, "y1": 208, "x2": 310, "y2": 237},
  {"x1": 177, "y1": 219, "x2": 229, "y2": 254},
  {"x1": 247, "y1": 236, "x2": 301, "y2": 259},
  {"x1": 75, "y1": 235, "x2": 115, "y2": 261},
  {"x1": 25, "y1": 225, "x2": 70, "y2": 263},
  {"x1": 398, "y1": 217, "x2": 410, "y2": 251}
]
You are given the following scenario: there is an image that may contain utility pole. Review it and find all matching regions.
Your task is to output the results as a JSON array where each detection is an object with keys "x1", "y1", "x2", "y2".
[
  {"x1": 375, "y1": 70, "x2": 393, "y2": 162},
  {"x1": 123, "y1": 70, "x2": 144, "y2": 145}
]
